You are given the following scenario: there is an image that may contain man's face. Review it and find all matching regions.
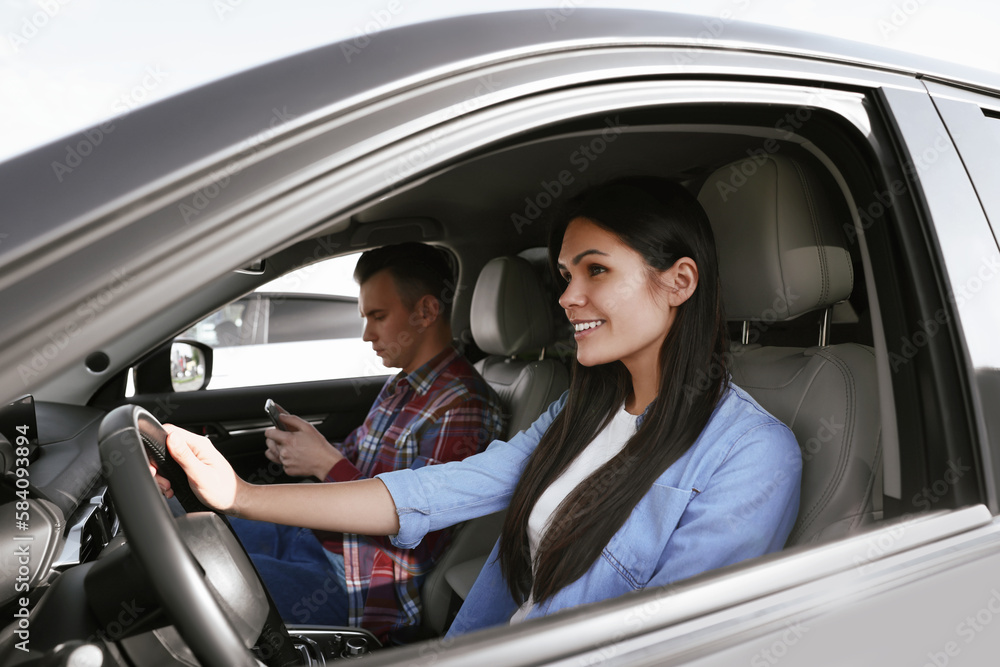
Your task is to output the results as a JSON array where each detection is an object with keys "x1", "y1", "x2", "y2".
[{"x1": 359, "y1": 269, "x2": 423, "y2": 373}]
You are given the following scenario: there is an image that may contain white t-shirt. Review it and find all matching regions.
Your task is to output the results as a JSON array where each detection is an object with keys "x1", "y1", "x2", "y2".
[{"x1": 510, "y1": 404, "x2": 640, "y2": 624}]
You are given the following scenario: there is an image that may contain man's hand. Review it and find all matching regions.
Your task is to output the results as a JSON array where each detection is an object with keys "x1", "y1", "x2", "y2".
[
  {"x1": 151, "y1": 424, "x2": 244, "y2": 513},
  {"x1": 265, "y1": 413, "x2": 344, "y2": 479}
]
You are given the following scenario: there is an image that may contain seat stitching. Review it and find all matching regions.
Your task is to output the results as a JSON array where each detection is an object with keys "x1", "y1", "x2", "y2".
[
  {"x1": 790, "y1": 349, "x2": 857, "y2": 542},
  {"x1": 791, "y1": 159, "x2": 829, "y2": 307},
  {"x1": 850, "y1": 426, "x2": 882, "y2": 532},
  {"x1": 731, "y1": 356, "x2": 810, "y2": 391},
  {"x1": 792, "y1": 349, "x2": 856, "y2": 538},
  {"x1": 734, "y1": 356, "x2": 819, "y2": 430},
  {"x1": 791, "y1": 350, "x2": 853, "y2": 536},
  {"x1": 822, "y1": 509, "x2": 878, "y2": 527},
  {"x1": 772, "y1": 159, "x2": 789, "y2": 318}
]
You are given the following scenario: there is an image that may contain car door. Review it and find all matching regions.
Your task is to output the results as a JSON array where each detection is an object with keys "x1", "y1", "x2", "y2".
[{"x1": 920, "y1": 79, "x2": 1000, "y2": 498}]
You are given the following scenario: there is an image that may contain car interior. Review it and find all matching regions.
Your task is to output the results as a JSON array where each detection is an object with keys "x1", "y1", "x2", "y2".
[{"x1": 0, "y1": 98, "x2": 981, "y2": 665}]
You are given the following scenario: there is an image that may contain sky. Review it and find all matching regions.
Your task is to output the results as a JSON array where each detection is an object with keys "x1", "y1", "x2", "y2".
[{"x1": 1, "y1": 0, "x2": 998, "y2": 162}]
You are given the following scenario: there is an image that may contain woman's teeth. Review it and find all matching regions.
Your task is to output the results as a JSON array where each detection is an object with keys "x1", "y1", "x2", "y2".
[{"x1": 574, "y1": 320, "x2": 604, "y2": 333}]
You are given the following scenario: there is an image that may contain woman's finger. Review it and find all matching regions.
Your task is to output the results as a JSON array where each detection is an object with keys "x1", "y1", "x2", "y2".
[{"x1": 164, "y1": 429, "x2": 201, "y2": 471}]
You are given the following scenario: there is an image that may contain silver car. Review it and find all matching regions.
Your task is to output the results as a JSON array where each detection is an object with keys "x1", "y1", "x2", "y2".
[{"x1": 1, "y1": 7, "x2": 1000, "y2": 666}]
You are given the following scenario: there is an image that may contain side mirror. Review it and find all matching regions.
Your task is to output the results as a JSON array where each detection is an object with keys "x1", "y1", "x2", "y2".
[
  {"x1": 133, "y1": 339, "x2": 214, "y2": 394},
  {"x1": 170, "y1": 340, "x2": 214, "y2": 392}
]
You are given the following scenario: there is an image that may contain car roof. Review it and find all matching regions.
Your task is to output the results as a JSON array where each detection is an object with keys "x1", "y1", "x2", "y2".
[
  {"x1": 4, "y1": 8, "x2": 997, "y2": 270},
  {"x1": 2, "y1": 7, "x2": 997, "y2": 406}
]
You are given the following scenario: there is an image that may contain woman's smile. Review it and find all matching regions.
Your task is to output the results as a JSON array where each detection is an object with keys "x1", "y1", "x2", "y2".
[{"x1": 572, "y1": 319, "x2": 606, "y2": 338}]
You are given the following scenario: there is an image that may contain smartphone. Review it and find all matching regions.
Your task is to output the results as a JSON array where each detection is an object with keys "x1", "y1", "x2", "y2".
[{"x1": 264, "y1": 399, "x2": 289, "y2": 431}]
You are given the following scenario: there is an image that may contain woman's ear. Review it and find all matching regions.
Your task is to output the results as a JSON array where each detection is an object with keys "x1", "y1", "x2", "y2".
[{"x1": 662, "y1": 257, "x2": 699, "y2": 307}]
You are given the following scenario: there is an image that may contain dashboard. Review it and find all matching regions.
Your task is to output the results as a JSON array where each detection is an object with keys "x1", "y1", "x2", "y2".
[
  {"x1": 0, "y1": 397, "x2": 117, "y2": 610},
  {"x1": 0, "y1": 397, "x2": 380, "y2": 665}
]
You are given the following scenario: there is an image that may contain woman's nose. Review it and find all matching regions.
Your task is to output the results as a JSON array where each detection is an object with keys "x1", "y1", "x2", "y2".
[{"x1": 558, "y1": 281, "x2": 586, "y2": 310}]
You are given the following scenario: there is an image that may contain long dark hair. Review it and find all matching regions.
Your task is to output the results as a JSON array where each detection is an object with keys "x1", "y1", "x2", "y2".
[{"x1": 498, "y1": 177, "x2": 729, "y2": 604}]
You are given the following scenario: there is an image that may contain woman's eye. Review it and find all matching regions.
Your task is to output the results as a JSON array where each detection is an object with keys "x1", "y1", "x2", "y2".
[
  {"x1": 588, "y1": 265, "x2": 607, "y2": 277},
  {"x1": 560, "y1": 272, "x2": 571, "y2": 283}
]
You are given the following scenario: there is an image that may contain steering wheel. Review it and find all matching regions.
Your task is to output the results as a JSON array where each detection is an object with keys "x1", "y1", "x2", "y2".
[
  {"x1": 133, "y1": 410, "x2": 208, "y2": 514},
  {"x1": 98, "y1": 405, "x2": 298, "y2": 667}
]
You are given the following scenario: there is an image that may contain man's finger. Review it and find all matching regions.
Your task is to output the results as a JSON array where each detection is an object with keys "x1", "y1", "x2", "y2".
[
  {"x1": 279, "y1": 413, "x2": 310, "y2": 431},
  {"x1": 265, "y1": 427, "x2": 292, "y2": 444}
]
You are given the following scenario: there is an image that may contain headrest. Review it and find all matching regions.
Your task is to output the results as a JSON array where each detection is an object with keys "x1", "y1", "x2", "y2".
[
  {"x1": 697, "y1": 154, "x2": 853, "y2": 322},
  {"x1": 470, "y1": 256, "x2": 555, "y2": 356}
]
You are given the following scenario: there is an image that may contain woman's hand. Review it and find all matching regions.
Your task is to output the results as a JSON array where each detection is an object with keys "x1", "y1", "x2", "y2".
[
  {"x1": 151, "y1": 424, "x2": 245, "y2": 514},
  {"x1": 150, "y1": 423, "x2": 399, "y2": 535},
  {"x1": 264, "y1": 413, "x2": 344, "y2": 479}
]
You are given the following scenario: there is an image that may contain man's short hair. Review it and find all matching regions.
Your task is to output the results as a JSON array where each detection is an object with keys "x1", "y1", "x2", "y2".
[{"x1": 354, "y1": 242, "x2": 455, "y2": 319}]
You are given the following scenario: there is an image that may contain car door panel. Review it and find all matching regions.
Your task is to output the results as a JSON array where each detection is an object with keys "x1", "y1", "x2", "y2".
[{"x1": 127, "y1": 375, "x2": 385, "y2": 482}]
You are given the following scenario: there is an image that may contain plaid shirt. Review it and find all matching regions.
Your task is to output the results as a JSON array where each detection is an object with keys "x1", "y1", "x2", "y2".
[{"x1": 312, "y1": 346, "x2": 505, "y2": 643}]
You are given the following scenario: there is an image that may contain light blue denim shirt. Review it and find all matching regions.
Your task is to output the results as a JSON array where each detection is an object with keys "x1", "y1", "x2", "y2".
[{"x1": 377, "y1": 382, "x2": 802, "y2": 637}]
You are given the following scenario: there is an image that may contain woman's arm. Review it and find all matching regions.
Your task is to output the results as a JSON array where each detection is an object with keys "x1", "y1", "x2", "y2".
[
  {"x1": 376, "y1": 392, "x2": 567, "y2": 549},
  {"x1": 155, "y1": 424, "x2": 400, "y2": 535},
  {"x1": 154, "y1": 393, "x2": 568, "y2": 541}
]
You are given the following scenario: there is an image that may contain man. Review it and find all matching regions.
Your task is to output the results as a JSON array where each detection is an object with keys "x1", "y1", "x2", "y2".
[{"x1": 232, "y1": 242, "x2": 505, "y2": 643}]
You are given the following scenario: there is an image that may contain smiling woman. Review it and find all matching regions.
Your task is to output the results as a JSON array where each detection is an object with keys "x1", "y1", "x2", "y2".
[
  {"x1": 492, "y1": 178, "x2": 799, "y2": 626},
  {"x1": 8, "y1": 6, "x2": 1000, "y2": 664},
  {"x1": 155, "y1": 176, "x2": 802, "y2": 638}
]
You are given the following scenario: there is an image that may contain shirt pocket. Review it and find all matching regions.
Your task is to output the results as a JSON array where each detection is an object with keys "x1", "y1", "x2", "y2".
[
  {"x1": 372, "y1": 423, "x2": 416, "y2": 466},
  {"x1": 601, "y1": 484, "x2": 697, "y2": 589}
]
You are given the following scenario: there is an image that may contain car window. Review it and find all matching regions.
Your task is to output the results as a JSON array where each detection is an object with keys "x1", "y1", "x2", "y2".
[
  {"x1": 264, "y1": 294, "x2": 363, "y2": 343},
  {"x1": 178, "y1": 254, "x2": 388, "y2": 390}
]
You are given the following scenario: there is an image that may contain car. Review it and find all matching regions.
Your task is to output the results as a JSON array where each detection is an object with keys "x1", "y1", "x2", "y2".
[{"x1": 1, "y1": 6, "x2": 1000, "y2": 666}]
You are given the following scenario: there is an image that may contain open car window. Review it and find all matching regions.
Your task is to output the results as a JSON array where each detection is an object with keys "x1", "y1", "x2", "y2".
[{"x1": 128, "y1": 254, "x2": 389, "y2": 394}]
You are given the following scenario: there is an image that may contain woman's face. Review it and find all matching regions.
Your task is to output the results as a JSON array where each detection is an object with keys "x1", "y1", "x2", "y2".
[{"x1": 557, "y1": 217, "x2": 692, "y2": 374}]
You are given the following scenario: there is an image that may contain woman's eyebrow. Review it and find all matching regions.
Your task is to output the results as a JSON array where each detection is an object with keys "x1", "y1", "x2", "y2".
[
  {"x1": 572, "y1": 249, "x2": 609, "y2": 265},
  {"x1": 558, "y1": 249, "x2": 609, "y2": 270}
]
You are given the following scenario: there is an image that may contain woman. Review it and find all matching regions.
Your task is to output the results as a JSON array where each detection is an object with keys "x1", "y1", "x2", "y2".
[{"x1": 156, "y1": 177, "x2": 802, "y2": 636}]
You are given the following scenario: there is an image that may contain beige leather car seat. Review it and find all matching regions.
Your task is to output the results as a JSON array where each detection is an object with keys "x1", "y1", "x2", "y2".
[{"x1": 698, "y1": 153, "x2": 883, "y2": 546}]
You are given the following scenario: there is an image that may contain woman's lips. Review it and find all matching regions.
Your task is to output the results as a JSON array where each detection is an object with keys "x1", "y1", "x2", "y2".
[{"x1": 572, "y1": 319, "x2": 605, "y2": 339}]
